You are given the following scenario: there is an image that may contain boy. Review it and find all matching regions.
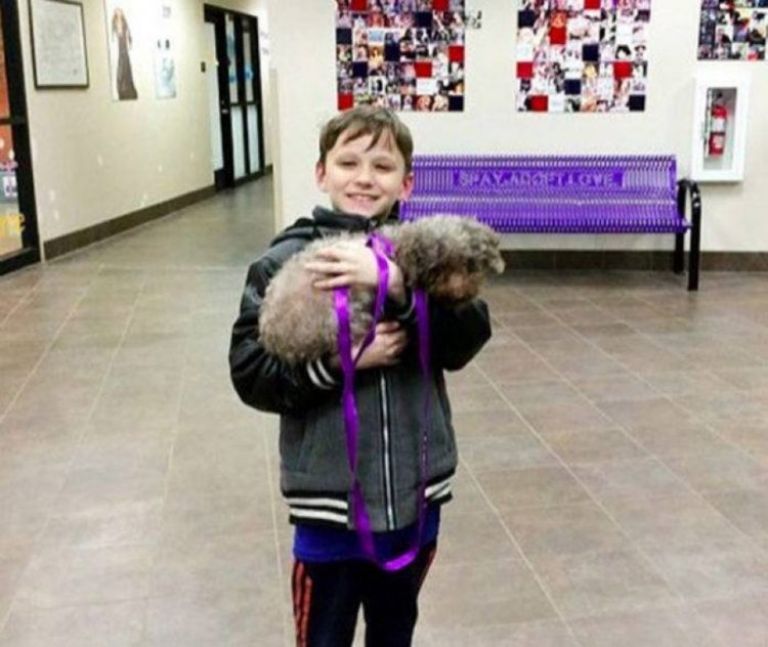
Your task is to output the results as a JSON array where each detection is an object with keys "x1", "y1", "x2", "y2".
[{"x1": 229, "y1": 106, "x2": 491, "y2": 646}]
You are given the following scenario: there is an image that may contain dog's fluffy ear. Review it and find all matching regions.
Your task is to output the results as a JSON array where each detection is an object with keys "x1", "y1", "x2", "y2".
[
  {"x1": 439, "y1": 215, "x2": 505, "y2": 275},
  {"x1": 388, "y1": 215, "x2": 504, "y2": 298}
]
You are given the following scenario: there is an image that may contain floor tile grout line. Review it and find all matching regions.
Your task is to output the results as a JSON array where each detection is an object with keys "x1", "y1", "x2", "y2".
[
  {"x1": 476, "y1": 294, "x2": 701, "y2": 554},
  {"x1": 0, "y1": 179, "x2": 277, "y2": 638},
  {"x1": 481, "y1": 286, "x2": 768, "y2": 641},
  {"x1": 506, "y1": 285, "x2": 768, "y2": 497},
  {"x1": 0, "y1": 269, "x2": 104, "y2": 428},
  {"x1": 584, "y1": 288, "x2": 768, "y2": 371},
  {"x1": 40, "y1": 198, "x2": 225, "y2": 266},
  {"x1": 259, "y1": 424, "x2": 292, "y2": 647},
  {"x1": 0, "y1": 263, "x2": 109, "y2": 633},
  {"x1": 535, "y1": 292, "x2": 768, "y2": 557},
  {"x1": 471, "y1": 361, "x2": 715, "y2": 640},
  {"x1": 457, "y1": 455, "x2": 586, "y2": 646},
  {"x1": 0, "y1": 287, "x2": 35, "y2": 331},
  {"x1": 50, "y1": 263, "x2": 248, "y2": 273},
  {"x1": 0, "y1": 265, "x2": 149, "y2": 638},
  {"x1": 534, "y1": 285, "x2": 767, "y2": 491},
  {"x1": 0, "y1": 290, "x2": 39, "y2": 420},
  {"x1": 140, "y1": 271, "x2": 196, "y2": 647},
  {"x1": 534, "y1": 304, "x2": 768, "y2": 631},
  {"x1": 488, "y1": 288, "x2": 765, "y2": 612}
]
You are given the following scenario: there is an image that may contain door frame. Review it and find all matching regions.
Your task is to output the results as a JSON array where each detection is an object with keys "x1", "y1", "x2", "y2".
[
  {"x1": 0, "y1": 0, "x2": 40, "y2": 275},
  {"x1": 203, "y1": 4, "x2": 265, "y2": 190}
]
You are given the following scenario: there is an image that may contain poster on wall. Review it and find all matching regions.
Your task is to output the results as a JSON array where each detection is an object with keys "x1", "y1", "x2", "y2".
[
  {"x1": 104, "y1": 0, "x2": 139, "y2": 100},
  {"x1": 697, "y1": 1, "x2": 766, "y2": 60},
  {"x1": 335, "y1": 0, "x2": 467, "y2": 112},
  {"x1": 516, "y1": 0, "x2": 651, "y2": 113},
  {"x1": 154, "y1": 3, "x2": 177, "y2": 99}
]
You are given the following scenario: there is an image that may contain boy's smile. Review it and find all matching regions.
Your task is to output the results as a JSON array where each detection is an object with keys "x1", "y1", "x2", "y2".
[{"x1": 316, "y1": 129, "x2": 413, "y2": 219}]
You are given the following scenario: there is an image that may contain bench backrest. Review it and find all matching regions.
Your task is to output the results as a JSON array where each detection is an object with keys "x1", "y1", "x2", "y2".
[
  {"x1": 399, "y1": 155, "x2": 687, "y2": 234},
  {"x1": 408, "y1": 155, "x2": 677, "y2": 202}
]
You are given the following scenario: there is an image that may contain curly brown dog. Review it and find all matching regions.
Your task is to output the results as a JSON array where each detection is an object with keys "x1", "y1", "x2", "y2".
[{"x1": 260, "y1": 215, "x2": 504, "y2": 364}]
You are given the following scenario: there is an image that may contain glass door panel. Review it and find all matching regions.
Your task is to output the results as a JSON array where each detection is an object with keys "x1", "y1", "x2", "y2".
[
  {"x1": 204, "y1": 7, "x2": 264, "y2": 189},
  {"x1": 0, "y1": 11, "x2": 9, "y2": 119},
  {"x1": 226, "y1": 14, "x2": 238, "y2": 103},
  {"x1": 0, "y1": 0, "x2": 38, "y2": 273},
  {"x1": 231, "y1": 106, "x2": 246, "y2": 179},
  {"x1": 205, "y1": 23, "x2": 223, "y2": 173},
  {"x1": 247, "y1": 105, "x2": 260, "y2": 172},
  {"x1": 0, "y1": 124, "x2": 22, "y2": 257},
  {"x1": 243, "y1": 26, "x2": 254, "y2": 102}
]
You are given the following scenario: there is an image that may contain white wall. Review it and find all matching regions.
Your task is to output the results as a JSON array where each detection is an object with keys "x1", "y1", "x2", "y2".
[
  {"x1": 18, "y1": 0, "x2": 268, "y2": 246},
  {"x1": 267, "y1": 0, "x2": 768, "y2": 252}
]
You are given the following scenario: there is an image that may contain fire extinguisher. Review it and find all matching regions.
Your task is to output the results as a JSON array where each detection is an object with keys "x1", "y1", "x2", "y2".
[{"x1": 708, "y1": 92, "x2": 727, "y2": 157}]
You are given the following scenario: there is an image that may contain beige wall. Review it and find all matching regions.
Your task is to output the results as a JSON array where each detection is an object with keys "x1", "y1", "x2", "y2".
[
  {"x1": 267, "y1": 0, "x2": 768, "y2": 252},
  {"x1": 18, "y1": 0, "x2": 268, "y2": 248}
]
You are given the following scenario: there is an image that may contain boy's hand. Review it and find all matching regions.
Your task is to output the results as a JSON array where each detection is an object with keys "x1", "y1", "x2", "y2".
[
  {"x1": 326, "y1": 322, "x2": 407, "y2": 371},
  {"x1": 305, "y1": 241, "x2": 406, "y2": 305},
  {"x1": 354, "y1": 322, "x2": 408, "y2": 369}
]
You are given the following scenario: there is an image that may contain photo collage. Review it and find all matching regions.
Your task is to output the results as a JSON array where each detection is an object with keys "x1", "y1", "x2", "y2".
[
  {"x1": 698, "y1": 0, "x2": 767, "y2": 60},
  {"x1": 335, "y1": 0, "x2": 467, "y2": 112},
  {"x1": 516, "y1": 0, "x2": 651, "y2": 113}
]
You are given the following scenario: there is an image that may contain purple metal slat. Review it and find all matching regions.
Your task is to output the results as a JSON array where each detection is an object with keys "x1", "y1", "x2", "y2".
[
  {"x1": 401, "y1": 155, "x2": 686, "y2": 235},
  {"x1": 411, "y1": 155, "x2": 675, "y2": 201}
]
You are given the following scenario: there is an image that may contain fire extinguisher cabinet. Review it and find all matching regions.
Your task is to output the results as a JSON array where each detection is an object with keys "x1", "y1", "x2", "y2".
[{"x1": 690, "y1": 71, "x2": 751, "y2": 183}]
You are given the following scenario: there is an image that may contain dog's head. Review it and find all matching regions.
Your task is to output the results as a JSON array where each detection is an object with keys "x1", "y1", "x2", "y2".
[{"x1": 393, "y1": 215, "x2": 505, "y2": 303}]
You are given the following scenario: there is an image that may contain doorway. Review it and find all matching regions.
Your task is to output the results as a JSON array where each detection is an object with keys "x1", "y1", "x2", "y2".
[
  {"x1": 203, "y1": 5, "x2": 265, "y2": 191},
  {"x1": 0, "y1": 0, "x2": 39, "y2": 275}
]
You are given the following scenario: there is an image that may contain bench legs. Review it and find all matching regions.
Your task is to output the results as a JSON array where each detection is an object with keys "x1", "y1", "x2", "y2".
[
  {"x1": 677, "y1": 180, "x2": 702, "y2": 291},
  {"x1": 673, "y1": 233, "x2": 685, "y2": 275},
  {"x1": 688, "y1": 183, "x2": 702, "y2": 292}
]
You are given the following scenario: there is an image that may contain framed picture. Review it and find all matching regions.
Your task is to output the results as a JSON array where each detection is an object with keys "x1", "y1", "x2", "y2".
[
  {"x1": 104, "y1": 0, "x2": 139, "y2": 100},
  {"x1": 29, "y1": 0, "x2": 89, "y2": 89}
]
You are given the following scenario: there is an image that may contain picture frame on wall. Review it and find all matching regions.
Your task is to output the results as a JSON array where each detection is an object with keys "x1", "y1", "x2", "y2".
[
  {"x1": 104, "y1": 0, "x2": 139, "y2": 101},
  {"x1": 153, "y1": 2, "x2": 177, "y2": 99},
  {"x1": 29, "y1": 0, "x2": 89, "y2": 89}
]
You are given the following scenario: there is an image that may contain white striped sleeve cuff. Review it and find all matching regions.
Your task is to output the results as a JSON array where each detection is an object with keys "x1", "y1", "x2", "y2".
[{"x1": 306, "y1": 357, "x2": 339, "y2": 390}]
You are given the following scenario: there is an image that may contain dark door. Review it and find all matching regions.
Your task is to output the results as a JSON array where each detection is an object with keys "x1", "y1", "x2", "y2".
[
  {"x1": 204, "y1": 5, "x2": 265, "y2": 191},
  {"x1": 0, "y1": 0, "x2": 40, "y2": 275}
]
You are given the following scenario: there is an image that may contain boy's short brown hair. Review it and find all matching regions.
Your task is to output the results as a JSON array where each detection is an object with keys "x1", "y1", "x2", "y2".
[{"x1": 318, "y1": 106, "x2": 414, "y2": 172}]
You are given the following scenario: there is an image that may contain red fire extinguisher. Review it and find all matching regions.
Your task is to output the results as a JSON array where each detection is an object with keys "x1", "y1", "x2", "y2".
[{"x1": 708, "y1": 93, "x2": 727, "y2": 157}]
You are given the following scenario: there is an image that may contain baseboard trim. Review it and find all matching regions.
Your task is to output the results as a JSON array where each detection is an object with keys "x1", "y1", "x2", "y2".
[
  {"x1": 43, "y1": 185, "x2": 216, "y2": 260},
  {"x1": 501, "y1": 250, "x2": 768, "y2": 272}
]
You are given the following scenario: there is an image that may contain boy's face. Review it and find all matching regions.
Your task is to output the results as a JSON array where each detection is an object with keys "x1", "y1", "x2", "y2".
[{"x1": 316, "y1": 128, "x2": 413, "y2": 219}]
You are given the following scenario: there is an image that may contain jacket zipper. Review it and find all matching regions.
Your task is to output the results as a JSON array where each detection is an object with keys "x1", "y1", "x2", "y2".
[{"x1": 379, "y1": 371, "x2": 396, "y2": 530}]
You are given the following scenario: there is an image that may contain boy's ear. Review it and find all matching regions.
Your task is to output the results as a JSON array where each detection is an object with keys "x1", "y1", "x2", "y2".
[
  {"x1": 400, "y1": 172, "x2": 415, "y2": 201},
  {"x1": 315, "y1": 161, "x2": 327, "y2": 192}
]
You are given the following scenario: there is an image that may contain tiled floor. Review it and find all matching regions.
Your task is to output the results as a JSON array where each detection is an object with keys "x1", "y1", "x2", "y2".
[{"x1": 2, "y1": 177, "x2": 768, "y2": 645}]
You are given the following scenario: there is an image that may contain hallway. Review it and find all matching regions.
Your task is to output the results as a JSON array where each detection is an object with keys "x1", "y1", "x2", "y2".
[{"x1": 2, "y1": 178, "x2": 768, "y2": 645}]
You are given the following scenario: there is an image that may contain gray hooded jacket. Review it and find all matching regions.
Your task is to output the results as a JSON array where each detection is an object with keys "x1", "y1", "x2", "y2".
[{"x1": 229, "y1": 207, "x2": 492, "y2": 532}]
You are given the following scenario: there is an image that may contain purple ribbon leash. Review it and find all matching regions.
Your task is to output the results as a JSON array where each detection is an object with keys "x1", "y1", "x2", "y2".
[{"x1": 333, "y1": 233, "x2": 431, "y2": 572}]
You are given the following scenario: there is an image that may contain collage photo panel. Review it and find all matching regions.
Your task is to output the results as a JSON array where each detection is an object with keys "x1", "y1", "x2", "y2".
[
  {"x1": 516, "y1": 0, "x2": 651, "y2": 113},
  {"x1": 698, "y1": 0, "x2": 767, "y2": 60},
  {"x1": 335, "y1": 0, "x2": 466, "y2": 112}
]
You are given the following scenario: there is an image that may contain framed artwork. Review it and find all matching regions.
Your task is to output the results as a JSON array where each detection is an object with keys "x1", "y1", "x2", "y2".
[
  {"x1": 516, "y1": 0, "x2": 651, "y2": 113},
  {"x1": 698, "y1": 0, "x2": 766, "y2": 61},
  {"x1": 28, "y1": 0, "x2": 89, "y2": 89},
  {"x1": 335, "y1": 0, "x2": 466, "y2": 112},
  {"x1": 104, "y1": 0, "x2": 139, "y2": 100},
  {"x1": 154, "y1": 2, "x2": 177, "y2": 99}
]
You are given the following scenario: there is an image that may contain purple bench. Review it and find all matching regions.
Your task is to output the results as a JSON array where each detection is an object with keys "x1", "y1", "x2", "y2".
[{"x1": 400, "y1": 155, "x2": 702, "y2": 291}]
